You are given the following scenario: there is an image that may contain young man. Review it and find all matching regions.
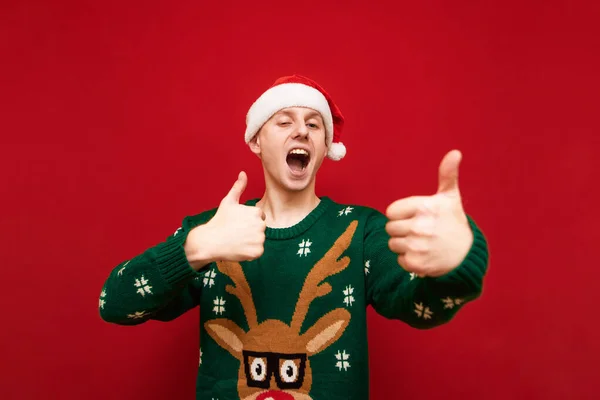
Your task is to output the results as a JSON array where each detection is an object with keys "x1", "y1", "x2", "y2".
[{"x1": 99, "y1": 75, "x2": 489, "y2": 400}]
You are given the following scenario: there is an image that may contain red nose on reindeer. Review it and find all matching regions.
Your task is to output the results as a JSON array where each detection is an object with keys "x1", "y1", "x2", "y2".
[{"x1": 256, "y1": 390, "x2": 295, "y2": 400}]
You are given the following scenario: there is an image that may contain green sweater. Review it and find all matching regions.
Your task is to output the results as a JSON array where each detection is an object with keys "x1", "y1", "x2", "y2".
[{"x1": 99, "y1": 196, "x2": 488, "y2": 400}]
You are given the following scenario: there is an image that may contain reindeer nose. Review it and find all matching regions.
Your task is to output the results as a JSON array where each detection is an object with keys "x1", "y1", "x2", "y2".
[{"x1": 256, "y1": 390, "x2": 295, "y2": 400}]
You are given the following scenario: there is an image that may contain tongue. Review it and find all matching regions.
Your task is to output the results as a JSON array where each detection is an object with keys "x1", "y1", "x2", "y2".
[{"x1": 287, "y1": 156, "x2": 304, "y2": 173}]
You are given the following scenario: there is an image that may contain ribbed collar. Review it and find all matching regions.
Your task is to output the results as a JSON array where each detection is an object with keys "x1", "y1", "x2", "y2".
[{"x1": 244, "y1": 196, "x2": 333, "y2": 240}]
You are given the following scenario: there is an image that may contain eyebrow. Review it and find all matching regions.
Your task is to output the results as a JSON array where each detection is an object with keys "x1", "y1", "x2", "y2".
[{"x1": 275, "y1": 109, "x2": 323, "y2": 122}]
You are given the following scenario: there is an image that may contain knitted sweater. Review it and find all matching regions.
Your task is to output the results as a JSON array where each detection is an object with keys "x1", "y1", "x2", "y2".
[{"x1": 99, "y1": 196, "x2": 489, "y2": 400}]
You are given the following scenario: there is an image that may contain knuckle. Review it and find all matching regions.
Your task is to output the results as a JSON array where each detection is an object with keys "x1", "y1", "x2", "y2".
[
  {"x1": 408, "y1": 225, "x2": 420, "y2": 236},
  {"x1": 407, "y1": 239, "x2": 420, "y2": 253},
  {"x1": 409, "y1": 239, "x2": 429, "y2": 253},
  {"x1": 404, "y1": 254, "x2": 417, "y2": 271},
  {"x1": 411, "y1": 216, "x2": 430, "y2": 236},
  {"x1": 399, "y1": 255, "x2": 415, "y2": 271},
  {"x1": 404, "y1": 253, "x2": 422, "y2": 270}
]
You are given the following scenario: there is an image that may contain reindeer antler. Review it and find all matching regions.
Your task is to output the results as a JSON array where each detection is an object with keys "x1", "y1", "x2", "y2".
[
  {"x1": 290, "y1": 220, "x2": 359, "y2": 333},
  {"x1": 216, "y1": 261, "x2": 258, "y2": 329}
]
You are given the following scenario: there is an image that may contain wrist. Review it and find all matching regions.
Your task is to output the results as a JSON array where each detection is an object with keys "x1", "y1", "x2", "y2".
[{"x1": 184, "y1": 223, "x2": 219, "y2": 271}]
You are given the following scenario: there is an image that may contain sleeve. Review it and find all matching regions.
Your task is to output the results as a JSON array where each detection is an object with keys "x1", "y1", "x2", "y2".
[
  {"x1": 98, "y1": 213, "x2": 214, "y2": 325},
  {"x1": 364, "y1": 209, "x2": 489, "y2": 329}
]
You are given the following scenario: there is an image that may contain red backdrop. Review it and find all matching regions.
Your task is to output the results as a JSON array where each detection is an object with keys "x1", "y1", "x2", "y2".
[{"x1": 2, "y1": 0, "x2": 599, "y2": 399}]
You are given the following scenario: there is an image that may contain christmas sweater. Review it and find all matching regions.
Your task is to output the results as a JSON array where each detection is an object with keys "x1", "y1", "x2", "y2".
[{"x1": 99, "y1": 196, "x2": 489, "y2": 400}]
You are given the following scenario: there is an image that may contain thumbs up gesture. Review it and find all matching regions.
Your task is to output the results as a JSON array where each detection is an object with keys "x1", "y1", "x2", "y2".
[
  {"x1": 185, "y1": 171, "x2": 267, "y2": 269},
  {"x1": 385, "y1": 150, "x2": 474, "y2": 278}
]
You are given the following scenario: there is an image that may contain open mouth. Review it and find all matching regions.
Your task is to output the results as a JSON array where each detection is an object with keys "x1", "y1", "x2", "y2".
[{"x1": 286, "y1": 148, "x2": 310, "y2": 174}]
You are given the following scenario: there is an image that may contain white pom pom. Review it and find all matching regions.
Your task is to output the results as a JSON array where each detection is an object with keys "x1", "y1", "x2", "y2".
[{"x1": 327, "y1": 142, "x2": 346, "y2": 161}]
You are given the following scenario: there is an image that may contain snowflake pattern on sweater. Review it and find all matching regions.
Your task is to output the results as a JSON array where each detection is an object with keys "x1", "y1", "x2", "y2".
[
  {"x1": 134, "y1": 276, "x2": 152, "y2": 297},
  {"x1": 297, "y1": 238, "x2": 312, "y2": 256},
  {"x1": 99, "y1": 197, "x2": 488, "y2": 400},
  {"x1": 99, "y1": 289, "x2": 106, "y2": 309}
]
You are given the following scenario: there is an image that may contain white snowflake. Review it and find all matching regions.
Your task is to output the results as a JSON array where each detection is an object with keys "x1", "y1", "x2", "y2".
[
  {"x1": 335, "y1": 350, "x2": 351, "y2": 371},
  {"x1": 213, "y1": 296, "x2": 226, "y2": 315},
  {"x1": 118, "y1": 260, "x2": 130, "y2": 276},
  {"x1": 364, "y1": 260, "x2": 370, "y2": 275},
  {"x1": 297, "y1": 239, "x2": 312, "y2": 257},
  {"x1": 199, "y1": 348, "x2": 203, "y2": 366},
  {"x1": 134, "y1": 276, "x2": 153, "y2": 297},
  {"x1": 414, "y1": 302, "x2": 433, "y2": 319},
  {"x1": 337, "y1": 206, "x2": 354, "y2": 217},
  {"x1": 99, "y1": 289, "x2": 106, "y2": 309},
  {"x1": 409, "y1": 272, "x2": 424, "y2": 280},
  {"x1": 441, "y1": 297, "x2": 465, "y2": 309},
  {"x1": 203, "y1": 269, "x2": 217, "y2": 288},
  {"x1": 343, "y1": 285, "x2": 355, "y2": 307},
  {"x1": 127, "y1": 311, "x2": 149, "y2": 319},
  {"x1": 173, "y1": 227, "x2": 182, "y2": 236}
]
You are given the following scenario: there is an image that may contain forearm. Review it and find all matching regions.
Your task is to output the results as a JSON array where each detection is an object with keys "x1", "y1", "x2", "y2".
[
  {"x1": 366, "y1": 213, "x2": 489, "y2": 328},
  {"x1": 99, "y1": 230, "x2": 200, "y2": 325},
  {"x1": 370, "y1": 243, "x2": 487, "y2": 328}
]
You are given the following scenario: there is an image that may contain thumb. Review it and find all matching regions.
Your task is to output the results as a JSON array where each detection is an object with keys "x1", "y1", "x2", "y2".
[
  {"x1": 223, "y1": 171, "x2": 248, "y2": 204},
  {"x1": 437, "y1": 150, "x2": 462, "y2": 195}
]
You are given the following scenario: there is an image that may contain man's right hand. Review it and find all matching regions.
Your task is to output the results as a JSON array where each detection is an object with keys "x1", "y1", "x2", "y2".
[{"x1": 184, "y1": 171, "x2": 266, "y2": 270}]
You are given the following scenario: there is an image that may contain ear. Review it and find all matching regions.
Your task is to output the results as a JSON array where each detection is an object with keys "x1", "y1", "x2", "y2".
[
  {"x1": 205, "y1": 319, "x2": 246, "y2": 361},
  {"x1": 301, "y1": 309, "x2": 350, "y2": 356},
  {"x1": 248, "y1": 135, "x2": 261, "y2": 157}
]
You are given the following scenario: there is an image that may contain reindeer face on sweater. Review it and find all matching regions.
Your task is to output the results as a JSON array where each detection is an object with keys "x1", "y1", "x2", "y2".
[{"x1": 205, "y1": 221, "x2": 358, "y2": 400}]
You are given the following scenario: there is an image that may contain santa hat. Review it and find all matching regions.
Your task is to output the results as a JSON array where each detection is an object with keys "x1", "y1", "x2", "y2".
[{"x1": 244, "y1": 74, "x2": 347, "y2": 161}]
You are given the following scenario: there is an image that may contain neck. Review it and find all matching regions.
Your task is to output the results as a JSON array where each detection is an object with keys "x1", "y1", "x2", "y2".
[{"x1": 256, "y1": 181, "x2": 321, "y2": 229}]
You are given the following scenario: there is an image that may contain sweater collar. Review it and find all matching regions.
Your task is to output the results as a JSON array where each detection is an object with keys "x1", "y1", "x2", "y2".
[{"x1": 244, "y1": 196, "x2": 332, "y2": 240}]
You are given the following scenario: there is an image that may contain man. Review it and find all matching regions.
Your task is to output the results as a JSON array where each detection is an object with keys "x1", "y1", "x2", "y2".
[{"x1": 99, "y1": 75, "x2": 489, "y2": 400}]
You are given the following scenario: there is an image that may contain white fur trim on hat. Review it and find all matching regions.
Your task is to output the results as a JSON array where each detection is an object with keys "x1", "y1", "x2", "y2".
[{"x1": 244, "y1": 83, "x2": 335, "y2": 149}]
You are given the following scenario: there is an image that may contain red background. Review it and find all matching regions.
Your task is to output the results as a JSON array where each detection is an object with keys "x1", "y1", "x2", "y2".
[{"x1": 2, "y1": 0, "x2": 599, "y2": 399}]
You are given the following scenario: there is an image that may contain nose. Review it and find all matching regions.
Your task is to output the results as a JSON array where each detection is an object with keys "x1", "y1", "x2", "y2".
[
  {"x1": 256, "y1": 390, "x2": 295, "y2": 400},
  {"x1": 292, "y1": 122, "x2": 309, "y2": 139}
]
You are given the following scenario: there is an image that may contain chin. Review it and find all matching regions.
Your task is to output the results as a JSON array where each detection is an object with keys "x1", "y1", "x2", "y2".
[{"x1": 283, "y1": 180, "x2": 311, "y2": 192}]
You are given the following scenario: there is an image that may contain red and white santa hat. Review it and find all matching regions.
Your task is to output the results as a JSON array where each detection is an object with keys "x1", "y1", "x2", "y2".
[{"x1": 244, "y1": 74, "x2": 347, "y2": 161}]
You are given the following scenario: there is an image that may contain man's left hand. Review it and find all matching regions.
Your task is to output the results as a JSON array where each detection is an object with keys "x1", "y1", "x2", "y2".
[{"x1": 385, "y1": 150, "x2": 474, "y2": 278}]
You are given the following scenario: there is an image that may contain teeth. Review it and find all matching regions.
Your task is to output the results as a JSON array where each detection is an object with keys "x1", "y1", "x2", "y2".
[{"x1": 289, "y1": 149, "x2": 308, "y2": 156}]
